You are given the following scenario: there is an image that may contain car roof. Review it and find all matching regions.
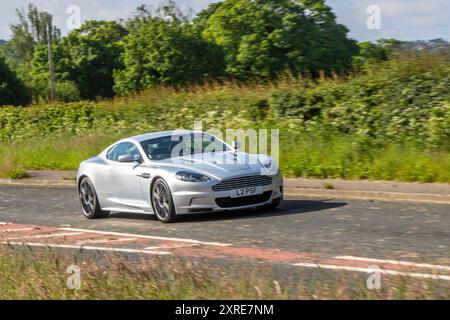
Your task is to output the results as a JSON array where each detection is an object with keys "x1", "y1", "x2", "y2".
[{"x1": 129, "y1": 130, "x2": 206, "y2": 143}]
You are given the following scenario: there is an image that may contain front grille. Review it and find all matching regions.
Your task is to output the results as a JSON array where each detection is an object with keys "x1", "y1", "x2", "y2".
[
  {"x1": 212, "y1": 175, "x2": 273, "y2": 192},
  {"x1": 215, "y1": 191, "x2": 272, "y2": 208}
]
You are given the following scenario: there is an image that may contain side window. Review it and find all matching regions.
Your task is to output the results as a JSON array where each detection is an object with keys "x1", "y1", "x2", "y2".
[
  {"x1": 106, "y1": 145, "x2": 118, "y2": 161},
  {"x1": 106, "y1": 142, "x2": 142, "y2": 162},
  {"x1": 127, "y1": 144, "x2": 142, "y2": 161}
]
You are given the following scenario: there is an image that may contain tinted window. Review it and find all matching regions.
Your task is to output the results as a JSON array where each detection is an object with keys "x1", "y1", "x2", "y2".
[
  {"x1": 140, "y1": 134, "x2": 231, "y2": 161},
  {"x1": 106, "y1": 145, "x2": 118, "y2": 160},
  {"x1": 107, "y1": 142, "x2": 142, "y2": 161}
]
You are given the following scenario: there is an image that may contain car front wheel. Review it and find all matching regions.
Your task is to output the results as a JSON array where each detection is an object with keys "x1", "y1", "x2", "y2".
[
  {"x1": 79, "y1": 177, "x2": 110, "y2": 219},
  {"x1": 152, "y1": 178, "x2": 177, "y2": 223}
]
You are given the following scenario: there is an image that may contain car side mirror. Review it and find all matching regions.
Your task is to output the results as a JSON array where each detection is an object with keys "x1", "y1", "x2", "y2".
[
  {"x1": 118, "y1": 154, "x2": 138, "y2": 163},
  {"x1": 232, "y1": 141, "x2": 241, "y2": 151}
]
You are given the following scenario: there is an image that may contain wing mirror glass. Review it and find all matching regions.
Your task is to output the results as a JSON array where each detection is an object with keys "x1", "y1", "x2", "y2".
[{"x1": 118, "y1": 154, "x2": 140, "y2": 163}]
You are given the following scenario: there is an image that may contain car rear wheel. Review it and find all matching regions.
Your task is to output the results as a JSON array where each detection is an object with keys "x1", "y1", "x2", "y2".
[
  {"x1": 152, "y1": 178, "x2": 177, "y2": 223},
  {"x1": 79, "y1": 177, "x2": 110, "y2": 219}
]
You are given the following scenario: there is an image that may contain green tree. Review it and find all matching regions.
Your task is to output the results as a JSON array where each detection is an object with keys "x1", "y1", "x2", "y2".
[
  {"x1": 0, "y1": 55, "x2": 30, "y2": 106},
  {"x1": 2, "y1": 4, "x2": 60, "y2": 102},
  {"x1": 353, "y1": 39, "x2": 403, "y2": 71},
  {"x1": 114, "y1": 4, "x2": 225, "y2": 93},
  {"x1": 59, "y1": 21, "x2": 128, "y2": 99},
  {"x1": 29, "y1": 21, "x2": 127, "y2": 100},
  {"x1": 201, "y1": 0, "x2": 358, "y2": 79},
  {"x1": 3, "y1": 4, "x2": 60, "y2": 70},
  {"x1": 28, "y1": 44, "x2": 80, "y2": 102},
  {"x1": 193, "y1": 2, "x2": 224, "y2": 31}
]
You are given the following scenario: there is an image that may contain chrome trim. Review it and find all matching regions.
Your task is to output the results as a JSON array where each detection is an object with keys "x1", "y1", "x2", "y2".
[{"x1": 212, "y1": 175, "x2": 273, "y2": 192}]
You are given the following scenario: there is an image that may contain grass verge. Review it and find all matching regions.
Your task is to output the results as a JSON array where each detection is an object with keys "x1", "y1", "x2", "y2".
[
  {"x1": 0, "y1": 153, "x2": 29, "y2": 179},
  {"x1": 1, "y1": 58, "x2": 449, "y2": 183},
  {"x1": 1, "y1": 133, "x2": 449, "y2": 183},
  {"x1": 0, "y1": 246, "x2": 449, "y2": 300}
]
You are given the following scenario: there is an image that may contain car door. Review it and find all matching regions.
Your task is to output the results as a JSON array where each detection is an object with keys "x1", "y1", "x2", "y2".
[{"x1": 107, "y1": 142, "x2": 146, "y2": 206}]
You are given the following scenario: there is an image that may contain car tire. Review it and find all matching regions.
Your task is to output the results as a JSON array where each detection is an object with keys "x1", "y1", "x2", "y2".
[
  {"x1": 151, "y1": 178, "x2": 177, "y2": 223},
  {"x1": 79, "y1": 177, "x2": 110, "y2": 219}
]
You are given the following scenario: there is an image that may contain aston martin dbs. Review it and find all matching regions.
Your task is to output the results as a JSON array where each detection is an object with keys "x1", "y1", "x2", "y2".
[{"x1": 77, "y1": 131, "x2": 284, "y2": 223}]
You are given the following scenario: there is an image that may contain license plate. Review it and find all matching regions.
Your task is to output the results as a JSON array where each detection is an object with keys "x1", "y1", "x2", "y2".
[{"x1": 231, "y1": 186, "x2": 263, "y2": 198}]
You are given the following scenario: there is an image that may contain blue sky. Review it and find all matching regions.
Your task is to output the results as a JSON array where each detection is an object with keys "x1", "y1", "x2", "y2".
[{"x1": 0, "y1": 0, "x2": 449, "y2": 41}]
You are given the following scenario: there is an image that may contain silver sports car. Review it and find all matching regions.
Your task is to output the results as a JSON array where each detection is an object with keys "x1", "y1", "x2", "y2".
[{"x1": 77, "y1": 131, "x2": 284, "y2": 223}]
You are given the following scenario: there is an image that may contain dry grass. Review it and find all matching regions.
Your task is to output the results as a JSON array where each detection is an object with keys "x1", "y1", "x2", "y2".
[
  {"x1": 0, "y1": 246, "x2": 448, "y2": 300},
  {"x1": 0, "y1": 151, "x2": 28, "y2": 179}
]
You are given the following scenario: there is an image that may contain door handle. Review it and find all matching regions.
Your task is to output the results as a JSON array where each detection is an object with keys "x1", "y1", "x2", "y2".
[{"x1": 137, "y1": 173, "x2": 151, "y2": 179}]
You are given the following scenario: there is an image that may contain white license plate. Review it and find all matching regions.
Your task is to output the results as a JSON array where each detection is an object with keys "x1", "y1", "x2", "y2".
[{"x1": 230, "y1": 186, "x2": 263, "y2": 198}]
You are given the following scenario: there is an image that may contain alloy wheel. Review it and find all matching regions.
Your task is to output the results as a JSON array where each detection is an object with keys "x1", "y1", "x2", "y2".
[
  {"x1": 80, "y1": 180, "x2": 95, "y2": 216},
  {"x1": 153, "y1": 180, "x2": 171, "y2": 220}
]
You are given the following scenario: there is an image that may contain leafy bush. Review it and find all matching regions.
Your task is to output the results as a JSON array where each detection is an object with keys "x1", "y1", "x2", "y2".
[
  {"x1": 268, "y1": 54, "x2": 450, "y2": 147},
  {"x1": 0, "y1": 54, "x2": 449, "y2": 182},
  {"x1": 0, "y1": 150, "x2": 28, "y2": 179},
  {"x1": 0, "y1": 55, "x2": 31, "y2": 106},
  {"x1": 6, "y1": 168, "x2": 29, "y2": 180}
]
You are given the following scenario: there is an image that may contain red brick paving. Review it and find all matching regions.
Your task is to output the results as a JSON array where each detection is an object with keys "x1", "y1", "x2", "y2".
[{"x1": 1, "y1": 222, "x2": 450, "y2": 279}]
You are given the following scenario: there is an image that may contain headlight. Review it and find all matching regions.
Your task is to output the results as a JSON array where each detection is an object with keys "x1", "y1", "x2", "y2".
[
  {"x1": 176, "y1": 171, "x2": 212, "y2": 182},
  {"x1": 258, "y1": 157, "x2": 278, "y2": 175},
  {"x1": 262, "y1": 159, "x2": 273, "y2": 168},
  {"x1": 258, "y1": 157, "x2": 274, "y2": 169}
]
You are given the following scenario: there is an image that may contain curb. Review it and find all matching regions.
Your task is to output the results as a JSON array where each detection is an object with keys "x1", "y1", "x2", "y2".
[
  {"x1": 1, "y1": 179, "x2": 449, "y2": 204},
  {"x1": 0, "y1": 179, "x2": 76, "y2": 188},
  {"x1": 285, "y1": 189, "x2": 450, "y2": 205}
]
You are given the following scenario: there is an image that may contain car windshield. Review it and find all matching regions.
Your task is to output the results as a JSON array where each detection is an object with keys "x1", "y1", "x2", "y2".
[{"x1": 140, "y1": 133, "x2": 232, "y2": 161}]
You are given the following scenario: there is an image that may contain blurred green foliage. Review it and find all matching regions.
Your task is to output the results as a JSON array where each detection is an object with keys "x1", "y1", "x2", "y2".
[
  {"x1": 3, "y1": 0, "x2": 359, "y2": 101},
  {"x1": 114, "y1": 5, "x2": 225, "y2": 93},
  {"x1": 0, "y1": 55, "x2": 30, "y2": 106},
  {"x1": 202, "y1": 0, "x2": 358, "y2": 79},
  {"x1": 1, "y1": 2, "x2": 449, "y2": 182},
  {"x1": 1, "y1": 54, "x2": 449, "y2": 182},
  {"x1": 28, "y1": 21, "x2": 127, "y2": 100}
]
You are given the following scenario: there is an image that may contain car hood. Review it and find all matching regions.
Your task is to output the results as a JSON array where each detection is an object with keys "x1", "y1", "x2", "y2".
[{"x1": 155, "y1": 152, "x2": 270, "y2": 180}]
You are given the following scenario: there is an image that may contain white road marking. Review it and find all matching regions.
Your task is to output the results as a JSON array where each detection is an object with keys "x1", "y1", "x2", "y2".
[
  {"x1": 3, "y1": 232, "x2": 84, "y2": 242},
  {"x1": 0, "y1": 222, "x2": 12, "y2": 225},
  {"x1": 292, "y1": 262, "x2": 450, "y2": 281},
  {"x1": 3, "y1": 241, "x2": 171, "y2": 256},
  {"x1": 334, "y1": 256, "x2": 450, "y2": 272},
  {"x1": 76, "y1": 238, "x2": 138, "y2": 245},
  {"x1": 0, "y1": 227, "x2": 36, "y2": 233},
  {"x1": 144, "y1": 243, "x2": 199, "y2": 250},
  {"x1": 61, "y1": 227, "x2": 232, "y2": 247}
]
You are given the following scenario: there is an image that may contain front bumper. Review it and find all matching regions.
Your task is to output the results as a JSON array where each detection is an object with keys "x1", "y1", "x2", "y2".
[{"x1": 172, "y1": 175, "x2": 284, "y2": 215}]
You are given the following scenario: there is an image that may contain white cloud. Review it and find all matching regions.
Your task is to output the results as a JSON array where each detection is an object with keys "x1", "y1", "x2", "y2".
[
  {"x1": 327, "y1": 0, "x2": 450, "y2": 41},
  {"x1": 0, "y1": 0, "x2": 449, "y2": 41}
]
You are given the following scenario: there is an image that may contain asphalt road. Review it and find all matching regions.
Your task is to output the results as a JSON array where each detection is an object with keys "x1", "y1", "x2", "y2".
[{"x1": 0, "y1": 185, "x2": 449, "y2": 266}]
